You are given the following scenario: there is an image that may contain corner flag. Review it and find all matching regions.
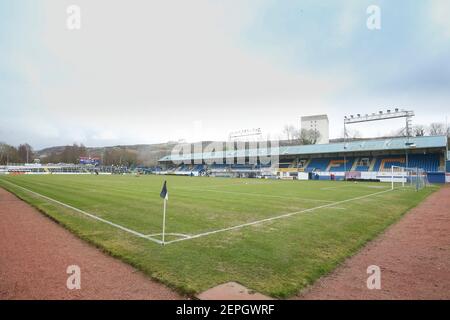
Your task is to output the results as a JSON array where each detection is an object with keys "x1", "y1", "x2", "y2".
[
  {"x1": 160, "y1": 180, "x2": 168, "y2": 245},
  {"x1": 160, "y1": 181, "x2": 168, "y2": 200}
]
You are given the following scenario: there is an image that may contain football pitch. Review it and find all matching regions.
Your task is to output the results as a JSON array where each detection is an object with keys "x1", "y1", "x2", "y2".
[{"x1": 0, "y1": 174, "x2": 438, "y2": 298}]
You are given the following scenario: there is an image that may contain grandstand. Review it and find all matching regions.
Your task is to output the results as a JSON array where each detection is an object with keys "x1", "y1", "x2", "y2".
[
  {"x1": 158, "y1": 135, "x2": 448, "y2": 183},
  {"x1": 0, "y1": 163, "x2": 129, "y2": 175}
]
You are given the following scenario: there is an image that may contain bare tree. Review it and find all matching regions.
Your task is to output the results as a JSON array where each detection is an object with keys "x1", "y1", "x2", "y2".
[
  {"x1": 297, "y1": 129, "x2": 321, "y2": 145},
  {"x1": 18, "y1": 143, "x2": 33, "y2": 163},
  {"x1": 0, "y1": 143, "x2": 20, "y2": 165},
  {"x1": 429, "y1": 123, "x2": 445, "y2": 136},
  {"x1": 282, "y1": 125, "x2": 296, "y2": 142},
  {"x1": 413, "y1": 125, "x2": 426, "y2": 137},
  {"x1": 0, "y1": 143, "x2": 9, "y2": 165},
  {"x1": 102, "y1": 147, "x2": 138, "y2": 166},
  {"x1": 343, "y1": 128, "x2": 362, "y2": 139}
]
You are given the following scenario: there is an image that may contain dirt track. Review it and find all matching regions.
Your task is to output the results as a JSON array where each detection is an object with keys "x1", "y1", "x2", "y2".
[
  {"x1": 0, "y1": 188, "x2": 181, "y2": 300},
  {"x1": 297, "y1": 185, "x2": 450, "y2": 300}
]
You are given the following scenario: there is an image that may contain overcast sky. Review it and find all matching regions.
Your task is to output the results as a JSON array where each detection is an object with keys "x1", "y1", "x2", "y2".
[{"x1": 1, "y1": 0, "x2": 449, "y2": 149}]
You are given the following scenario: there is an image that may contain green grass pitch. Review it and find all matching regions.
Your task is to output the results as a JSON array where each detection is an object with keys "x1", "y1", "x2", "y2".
[{"x1": 0, "y1": 174, "x2": 438, "y2": 298}]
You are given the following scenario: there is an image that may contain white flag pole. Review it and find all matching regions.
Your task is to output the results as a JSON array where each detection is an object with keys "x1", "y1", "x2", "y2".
[
  {"x1": 162, "y1": 198, "x2": 167, "y2": 245},
  {"x1": 391, "y1": 165, "x2": 394, "y2": 190}
]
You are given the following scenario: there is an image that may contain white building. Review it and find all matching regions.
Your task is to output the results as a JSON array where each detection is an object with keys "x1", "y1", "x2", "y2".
[{"x1": 301, "y1": 114, "x2": 329, "y2": 144}]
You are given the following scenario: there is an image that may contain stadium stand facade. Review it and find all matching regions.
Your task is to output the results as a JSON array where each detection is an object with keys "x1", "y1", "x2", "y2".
[{"x1": 158, "y1": 135, "x2": 448, "y2": 183}]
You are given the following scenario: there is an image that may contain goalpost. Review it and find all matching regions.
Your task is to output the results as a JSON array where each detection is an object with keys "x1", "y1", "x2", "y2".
[{"x1": 391, "y1": 165, "x2": 428, "y2": 191}]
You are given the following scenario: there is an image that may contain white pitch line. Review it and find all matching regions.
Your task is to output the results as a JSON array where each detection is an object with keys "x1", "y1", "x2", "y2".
[
  {"x1": 321, "y1": 185, "x2": 356, "y2": 190},
  {"x1": 145, "y1": 232, "x2": 191, "y2": 239},
  {"x1": 321, "y1": 184, "x2": 390, "y2": 191},
  {"x1": 1, "y1": 179, "x2": 163, "y2": 245},
  {"x1": 164, "y1": 188, "x2": 395, "y2": 245},
  {"x1": 174, "y1": 187, "x2": 334, "y2": 203},
  {"x1": 172, "y1": 181, "x2": 274, "y2": 191}
]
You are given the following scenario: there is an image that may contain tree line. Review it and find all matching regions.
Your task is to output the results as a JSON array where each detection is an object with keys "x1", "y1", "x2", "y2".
[
  {"x1": 410, "y1": 122, "x2": 450, "y2": 137},
  {"x1": 0, "y1": 143, "x2": 34, "y2": 165},
  {"x1": 43, "y1": 144, "x2": 88, "y2": 164},
  {"x1": 0, "y1": 142, "x2": 139, "y2": 166},
  {"x1": 282, "y1": 125, "x2": 322, "y2": 145}
]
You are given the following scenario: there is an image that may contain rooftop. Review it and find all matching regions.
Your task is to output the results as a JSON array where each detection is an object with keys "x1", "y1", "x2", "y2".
[
  {"x1": 159, "y1": 135, "x2": 447, "y2": 162},
  {"x1": 301, "y1": 114, "x2": 329, "y2": 121}
]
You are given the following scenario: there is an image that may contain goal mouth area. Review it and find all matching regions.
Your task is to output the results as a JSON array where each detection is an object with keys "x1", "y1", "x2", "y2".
[{"x1": 390, "y1": 165, "x2": 428, "y2": 191}]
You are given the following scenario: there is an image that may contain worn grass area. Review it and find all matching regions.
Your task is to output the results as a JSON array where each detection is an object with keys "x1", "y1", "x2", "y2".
[{"x1": 0, "y1": 174, "x2": 438, "y2": 298}]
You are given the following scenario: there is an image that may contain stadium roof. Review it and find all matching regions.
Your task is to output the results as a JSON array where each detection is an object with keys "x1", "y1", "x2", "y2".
[{"x1": 159, "y1": 135, "x2": 448, "y2": 162}]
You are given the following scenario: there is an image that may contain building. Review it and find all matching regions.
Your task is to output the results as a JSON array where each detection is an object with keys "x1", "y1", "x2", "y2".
[
  {"x1": 301, "y1": 114, "x2": 329, "y2": 144},
  {"x1": 158, "y1": 135, "x2": 448, "y2": 183}
]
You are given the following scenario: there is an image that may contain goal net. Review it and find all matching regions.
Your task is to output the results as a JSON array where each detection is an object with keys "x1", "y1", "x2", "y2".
[{"x1": 390, "y1": 165, "x2": 428, "y2": 191}]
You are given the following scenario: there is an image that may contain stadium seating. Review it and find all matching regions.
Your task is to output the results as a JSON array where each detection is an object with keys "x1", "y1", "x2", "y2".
[
  {"x1": 408, "y1": 154, "x2": 440, "y2": 172},
  {"x1": 300, "y1": 153, "x2": 441, "y2": 173},
  {"x1": 326, "y1": 158, "x2": 355, "y2": 172},
  {"x1": 305, "y1": 158, "x2": 330, "y2": 172},
  {"x1": 192, "y1": 164, "x2": 204, "y2": 172},
  {"x1": 372, "y1": 156, "x2": 406, "y2": 172},
  {"x1": 158, "y1": 153, "x2": 442, "y2": 176},
  {"x1": 371, "y1": 154, "x2": 440, "y2": 172}
]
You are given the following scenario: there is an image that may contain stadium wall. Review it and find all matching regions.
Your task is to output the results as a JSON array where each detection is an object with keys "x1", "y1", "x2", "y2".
[
  {"x1": 446, "y1": 160, "x2": 450, "y2": 183},
  {"x1": 427, "y1": 172, "x2": 446, "y2": 184},
  {"x1": 310, "y1": 171, "x2": 407, "y2": 182}
]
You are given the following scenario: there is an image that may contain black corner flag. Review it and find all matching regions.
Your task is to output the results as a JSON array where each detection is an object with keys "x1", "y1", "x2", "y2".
[
  {"x1": 160, "y1": 180, "x2": 168, "y2": 200},
  {"x1": 160, "y1": 180, "x2": 168, "y2": 245}
]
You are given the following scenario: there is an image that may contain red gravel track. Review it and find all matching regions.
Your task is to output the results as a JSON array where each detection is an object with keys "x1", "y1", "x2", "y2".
[
  {"x1": 0, "y1": 188, "x2": 182, "y2": 300},
  {"x1": 296, "y1": 185, "x2": 450, "y2": 300}
]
